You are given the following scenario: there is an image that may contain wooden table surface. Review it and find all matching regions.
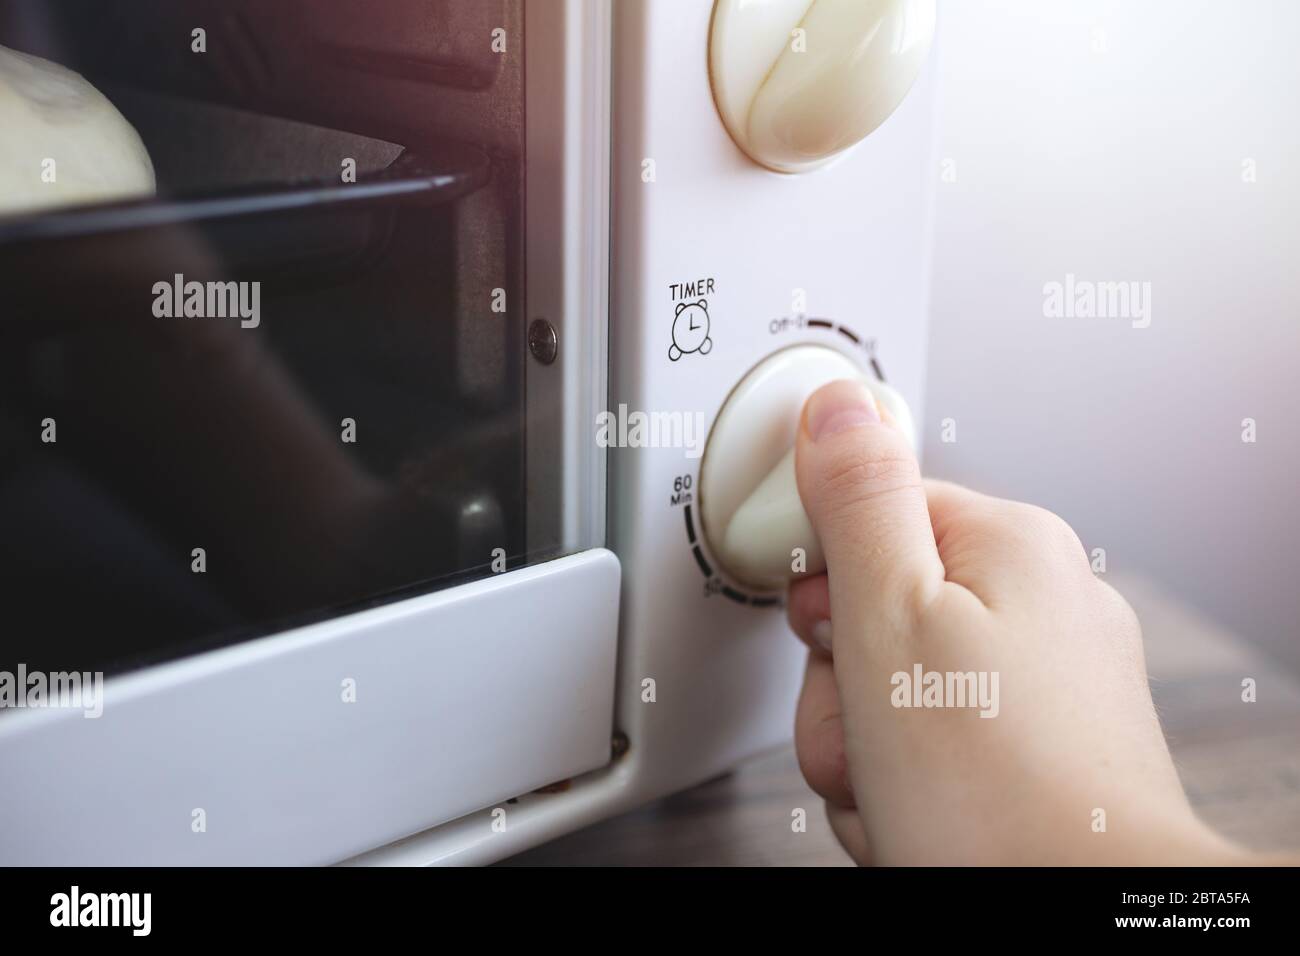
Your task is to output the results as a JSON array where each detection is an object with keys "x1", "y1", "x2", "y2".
[{"x1": 504, "y1": 574, "x2": 1300, "y2": 866}]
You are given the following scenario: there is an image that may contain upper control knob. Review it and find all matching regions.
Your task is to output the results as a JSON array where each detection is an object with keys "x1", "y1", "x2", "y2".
[{"x1": 709, "y1": 0, "x2": 937, "y2": 173}]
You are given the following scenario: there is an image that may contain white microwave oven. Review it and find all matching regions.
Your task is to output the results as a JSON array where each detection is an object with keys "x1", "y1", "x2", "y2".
[{"x1": 0, "y1": 0, "x2": 938, "y2": 865}]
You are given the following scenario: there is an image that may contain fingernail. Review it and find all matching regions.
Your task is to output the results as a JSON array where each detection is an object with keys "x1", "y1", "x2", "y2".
[
  {"x1": 806, "y1": 380, "x2": 879, "y2": 442},
  {"x1": 812, "y1": 619, "x2": 833, "y2": 653}
]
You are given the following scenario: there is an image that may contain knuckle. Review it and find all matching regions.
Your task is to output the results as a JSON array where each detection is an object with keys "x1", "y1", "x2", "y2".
[
  {"x1": 1014, "y1": 503, "x2": 1088, "y2": 563},
  {"x1": 1095, "y1": 580, "x2": 1143, "y2": 641},
  {"x1": 814, "y1": 438, "x2": 921, "y2": 518}
]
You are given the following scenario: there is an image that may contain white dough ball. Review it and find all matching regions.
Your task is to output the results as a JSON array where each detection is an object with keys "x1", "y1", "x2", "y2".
[{"x1": 0, "y1": 44, "x2": 155, "y2": 216}]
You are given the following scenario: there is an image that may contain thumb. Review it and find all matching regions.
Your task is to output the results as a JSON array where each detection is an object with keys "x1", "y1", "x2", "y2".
[{"x1": 795, "y1": 379, "x2": 945, "y2": 641}]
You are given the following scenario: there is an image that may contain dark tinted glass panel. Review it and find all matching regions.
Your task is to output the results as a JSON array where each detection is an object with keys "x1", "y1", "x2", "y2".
[{"x1": 0, "y1": 0, "x2": 541, "y2": 676}]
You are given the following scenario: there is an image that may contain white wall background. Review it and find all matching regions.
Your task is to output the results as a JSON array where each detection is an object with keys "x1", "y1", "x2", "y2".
[{"x1": 924, "y1": 0, "x2": 1300, "y2": 668}]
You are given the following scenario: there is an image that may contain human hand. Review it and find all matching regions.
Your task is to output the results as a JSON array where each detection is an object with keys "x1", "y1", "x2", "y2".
[{"x1": 786, "y1": 379, "x2": 1243, "y2": 865}]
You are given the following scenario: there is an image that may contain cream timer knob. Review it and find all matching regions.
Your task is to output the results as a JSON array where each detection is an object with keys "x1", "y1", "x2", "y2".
[
  {"x1": 698, "y1": 346, "x2": 916, "y2": 591},
  {"x1": 709, "y1": 0, "x2": 936, "y2": 173}
]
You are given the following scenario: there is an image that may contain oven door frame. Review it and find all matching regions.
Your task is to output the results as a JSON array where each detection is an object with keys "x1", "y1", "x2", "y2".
[
  {"x1": 0, "y1": 0, "x2": 616, "y2": 866},
  {"x1": 525, "y1": 0, "x2": 611, "y2": 559}
]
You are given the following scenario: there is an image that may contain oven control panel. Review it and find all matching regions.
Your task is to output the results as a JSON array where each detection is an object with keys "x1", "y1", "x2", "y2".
[{"x1": 606, "y1": 0, "x2": 939, "y2": 802}]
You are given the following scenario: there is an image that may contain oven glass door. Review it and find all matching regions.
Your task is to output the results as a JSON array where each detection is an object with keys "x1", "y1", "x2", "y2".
[{"x1": 0, "y1": 0, "x2": 603, "y2": 678}]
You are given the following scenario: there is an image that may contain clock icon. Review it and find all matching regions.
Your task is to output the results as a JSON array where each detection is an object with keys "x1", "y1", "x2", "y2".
[{"x1": 669, "y1": 300, "x2": 712, "y2": 362}]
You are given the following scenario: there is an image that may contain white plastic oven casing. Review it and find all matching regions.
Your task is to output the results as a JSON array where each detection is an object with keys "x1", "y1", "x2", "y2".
[{"x1": 0, "y1": 0, "x2": 937, "y2": 865}]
